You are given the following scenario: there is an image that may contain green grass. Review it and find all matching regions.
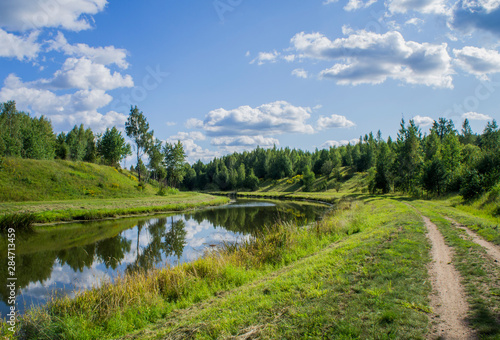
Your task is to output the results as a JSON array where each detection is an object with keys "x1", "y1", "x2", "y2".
[
  {"x1": 3, "y1": 196, "x2": 439, "y2": 339},
  {"x1": 0, "y1": 193, "x2": 229, "y2": 224},
  {"x1": 122, "y1": 197, "x2": 433, "y2": 339},
  {"x1": 0, "y1": 213, "x2": 36, "y2": 232},
  {"x1": 0, "y1": 157, "x2": 156, "y2": 202},
  {"x1": 4, "y1": 199, "x2": 353, "y2": 339}
]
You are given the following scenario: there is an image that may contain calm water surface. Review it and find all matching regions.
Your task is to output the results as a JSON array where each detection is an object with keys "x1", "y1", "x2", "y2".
[{"x1": 0, "y1": 199, "x2": 327, "y2": 316}]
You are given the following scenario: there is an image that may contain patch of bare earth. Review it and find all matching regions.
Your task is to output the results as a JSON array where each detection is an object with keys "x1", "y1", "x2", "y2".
[
  {"x1": 423, "y1": 215, "x2": 476, "y2": 340},
  {"x1": 444, "y1": 216, "x2": 500, "y2": 264}
]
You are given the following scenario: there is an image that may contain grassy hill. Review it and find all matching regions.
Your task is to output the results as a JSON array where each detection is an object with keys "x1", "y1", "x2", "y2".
[
  {"x1": 0, "y1": 157, "x2": 229, "y2": 225},
  {"x1": 0, "y1": 157, "x2": 157, "y2": 202}
]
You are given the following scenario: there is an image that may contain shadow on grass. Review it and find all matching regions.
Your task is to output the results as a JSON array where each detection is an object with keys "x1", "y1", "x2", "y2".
[{"x1": 469, "y1": 303, "x2": 500, "y2": 338}]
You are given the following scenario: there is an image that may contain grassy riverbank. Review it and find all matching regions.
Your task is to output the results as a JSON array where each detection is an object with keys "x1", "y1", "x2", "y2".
[
  {"x1": 0, "y1": 193, "x2": 229, "y2": 225},
  {"x1": 0, "y1": 158, "x2": 229, "y2": 226},
  {"x1": 1, "y1": 196, "x2": 432, "y2": 339}
]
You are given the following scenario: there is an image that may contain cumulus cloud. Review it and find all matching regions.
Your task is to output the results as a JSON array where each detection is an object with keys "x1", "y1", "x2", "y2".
[
  {"x1": 0, "y1": 74, "x2": 125, "y2": 132},
  {"x1": 211, "y1": 135, "x2": 279, "y2": 147},
  {"x1": 292, "y1": 68, "x2": 308, "y2": 79},
  {"x1": 0, "y1": 0, "x2": 107, "y2": 31},
  {"x1": 317, "y1": 114, "x2": 356, "y2": 129},
  {"x1": 0, "y1": 29, "x2": 40, "y2": 60},
  {"x1": 451, "y1": 0, "x2": 500, "y2": 36},
  {"x1": 413, "y1": 115, "x2": 434, "y2": 126},
  {"x1": 290, "y1": 30, "x2": 453, "y2": 88},
  {"x1": 48, "y1": 32, "x2": 129, "y2": 68},
  {"x1": 462, "y1": 111, "x2": 492, "y2": 120},
  {"x1": 189, "y1": 101, "x2": 315, "y2": 137},
  {"x1": 41, "y1": 57, "x2": 133, "y2": 90},
  {"x1": 387, "y1": 0, "x2": 449, "y2": 14},
  {"x1": 453, "y1": 46, "x2": 500, "y2": 79}
]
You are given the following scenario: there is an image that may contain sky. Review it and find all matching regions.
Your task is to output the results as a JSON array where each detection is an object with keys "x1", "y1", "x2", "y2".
[{"x1": 0, "y1": 0, "x2": 499, "y2": 164}]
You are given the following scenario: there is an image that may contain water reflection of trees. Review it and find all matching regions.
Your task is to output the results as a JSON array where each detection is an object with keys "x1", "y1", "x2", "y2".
[
  {"x1": 0, "y1": 201, "x2": 326, "y2": 306},
  {"x1": 126, "y1": 217, "x2": 187, "y2": 273},
  {"x1": 184, "y1": 202, "x2": 324, "y2": 234},
  {"x1": 0, "y1": 235, "x2": 132, "y2": 305}
]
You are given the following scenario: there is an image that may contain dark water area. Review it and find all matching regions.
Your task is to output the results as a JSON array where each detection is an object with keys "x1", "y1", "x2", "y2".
[{"x1": 0, "y1": 199, "x2": 328, "y2": 317}]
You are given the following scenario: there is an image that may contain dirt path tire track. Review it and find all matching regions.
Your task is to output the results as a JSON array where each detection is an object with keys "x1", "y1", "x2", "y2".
[
  {"x1": 422, "y1": 215, "x2": 474, "y2": 339},
  {"x1": 403, "y1": 207, "x2": 477, "y2": 340},
  {"x1": 422, "y1": 215, "x2": 475, "y2": 339},
  {"x1": 444, "y1": 216, "x2": 500, "y2": 264}
]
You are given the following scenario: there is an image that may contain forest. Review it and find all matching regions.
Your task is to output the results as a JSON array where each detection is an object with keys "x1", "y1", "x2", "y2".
[{"x1": 1, "y1": 100, "x2": 499, "y2": 200}]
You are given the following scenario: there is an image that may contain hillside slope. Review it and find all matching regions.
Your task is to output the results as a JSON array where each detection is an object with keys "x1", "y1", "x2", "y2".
[{"x1": 0, "y1": 157, "x2": 156, "y2": 202}]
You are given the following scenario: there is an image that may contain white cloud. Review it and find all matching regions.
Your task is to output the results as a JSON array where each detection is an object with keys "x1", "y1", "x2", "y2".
[
  {"x1": 0, "y1": 0, "x2": 107, "y2": 31},
  {"x1": 0, "y1": 29, "x2": 40, "y2": 60},
  {"x1": 186, "y1": 118, "x2": 204, "y2": 129},
  {"x1": 290, "y1": 30, "x2": 453, "y2": 88},
  {"x1": 451, "y1": 0, "x2": 500, "y2": 36},
  {"x1": 165, "y1": 121, "x2": 177, "y2": 126},
  {"x1": 387, "y1": 0, "x2": 449, "y2": 14},
  {"x1": 169, "y1": 131, "x2": 206, "y2": 141},
  {"x1": 211, "y1": 135, "x2": 279, "y2": 147},
  {"x1": 320, "y1": 138, "x2": 358, "y2": 149},
  {"x1": 191, "y1": 101, "x2": 315, "y2": 137},
  {"x1": 171, "y1": 138, "x2": 220, "y2": 164},
  {"x1": 317, "y1": 114, "x2": 356, "y2": 129},
  {"x1": 250, "y1": 50, "x2": 280, "y2": 65},
  {"x1": 48, "y1": 32, "x2": 129, "y2": 69},
  {"x1": 344, "y1": 0, "x2": 377, "y2": 11},
  {"x1": 405, "y1": 18, "x2": 425, "y2": 26},
  {"x1": 453, "y1": 46, "x2": 500, "y2": 79},
  {"x1": 462, "y1": 111, "x2": 493, "y2": 120},
  {"x1": 413, "y1": 115, "x2": 434, "y2": 126},
  {"x1": 292, "y1": 68, "x2": 308, "y2": 79},
  {"x1": 37, "y1": 57, "x2": 133, "y2": 91},
  {"x1": 0, "y1": 73, "x2": 125, "y2": 132}
]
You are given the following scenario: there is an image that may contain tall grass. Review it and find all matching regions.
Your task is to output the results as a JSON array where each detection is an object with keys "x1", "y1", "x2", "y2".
[{"x1": 0, "y1": 213, "x2": 36, "y2": 233}]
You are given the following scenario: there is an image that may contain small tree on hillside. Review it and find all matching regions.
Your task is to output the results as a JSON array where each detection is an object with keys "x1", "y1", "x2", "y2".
[
  {"x1": 125, "y1": 106, "x2": 152, "y2": 182},
  {"x1": 163, "y1": 140, "x2": 186, "y2": 188},
  {"x1": 97, "y1": 127, "x2": 132, "y2": 166}
]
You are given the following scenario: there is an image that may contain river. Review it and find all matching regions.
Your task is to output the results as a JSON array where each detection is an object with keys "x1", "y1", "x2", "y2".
[{"x1": 0, "y1": 199, "x2": 328, "y2": 316}]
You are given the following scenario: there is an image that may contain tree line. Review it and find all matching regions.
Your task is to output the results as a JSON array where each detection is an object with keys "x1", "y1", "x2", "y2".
[
  {"x1": 2, "y1": 100, "x2": 498, "y2": 198},
  {"x1": 181, "y1": 117, "x2": 499, "y2": 199},
  {"x1": 0, "y1": 101, "x2": 132, "y2": 167},
  {"x1": 0, "y1": 101, "x2": 187, "y2": 189}
]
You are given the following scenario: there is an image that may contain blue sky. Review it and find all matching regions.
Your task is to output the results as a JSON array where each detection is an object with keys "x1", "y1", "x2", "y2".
[{"x1": 0, "y1": 0, "x2": 499, "y2": 163}]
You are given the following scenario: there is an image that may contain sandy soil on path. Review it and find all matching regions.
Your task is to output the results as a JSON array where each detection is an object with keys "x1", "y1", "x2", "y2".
[
  {"x1": 422, "y1": 215, "x2": 476, "y2": 339},
  {"x1": 444, "y1": 216, "x2": 500, "y2": 264}
]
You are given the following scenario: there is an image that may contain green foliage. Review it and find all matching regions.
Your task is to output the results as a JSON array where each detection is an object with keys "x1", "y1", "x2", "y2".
[
  {"x1": 0, "y1": 101, "x2": 56, "y2": 160},
  {"x1": 125, "y1": 106, "x2": 153, "y2": 182},
  {"x1": 460, "y1": 169, "x2": 485, "y2": 200},
  {"x1": 163, "y1": 140, "x2": 186, "y2": 188},
  {"x1": 97, "y1": 127, "x2": 132, "y2": 166},
  {"x1": 302, "y1": 166, "x2": 315, "y2": 192}
]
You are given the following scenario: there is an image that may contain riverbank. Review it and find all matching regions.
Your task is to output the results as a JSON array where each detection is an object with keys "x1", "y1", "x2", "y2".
[{"x1": 0, "y1": 193, "x2": 230, "y2": 225}]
